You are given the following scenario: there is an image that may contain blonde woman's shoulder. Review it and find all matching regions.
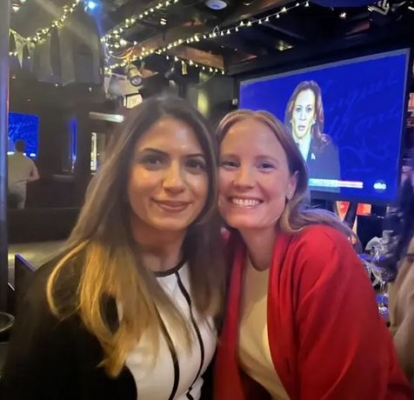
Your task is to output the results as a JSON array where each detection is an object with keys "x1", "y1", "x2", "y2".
[{"x1": 296, "y1": 224, "x2": 349, "y2": 246}]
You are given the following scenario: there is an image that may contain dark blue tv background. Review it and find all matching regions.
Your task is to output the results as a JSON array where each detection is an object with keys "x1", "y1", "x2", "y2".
[
  {"x1": 8, "y1": 112, "x2": 40, "y2": 158},
  {"x1": 239, "y1": 49, "x2": 409, "y2": 204}
]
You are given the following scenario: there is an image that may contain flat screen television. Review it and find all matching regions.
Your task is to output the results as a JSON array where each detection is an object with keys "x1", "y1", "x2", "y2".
[
  {"x1": 8, "y1": 112, "x2": 40, "y2": 158},
  {"x1": 239, "y1": 49, "x2": 410, "y2": 205}
]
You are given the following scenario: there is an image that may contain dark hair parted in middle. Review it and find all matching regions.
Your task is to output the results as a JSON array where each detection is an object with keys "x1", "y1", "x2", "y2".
[{"x1": 47, "y1": 95, "x2": 226, "y2": 376}]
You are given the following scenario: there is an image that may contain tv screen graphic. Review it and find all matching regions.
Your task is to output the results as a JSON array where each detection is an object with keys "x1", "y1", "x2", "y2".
[
  {"x1": 239, "y1": 49, "x2": 410, "y2": 204},
  {"x1": 8, "y1": 112, "x2": 40, "y2": 158}
]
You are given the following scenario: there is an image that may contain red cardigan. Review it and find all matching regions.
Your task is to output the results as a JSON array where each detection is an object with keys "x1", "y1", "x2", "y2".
[{"x1": 214, "y1": 225, "x2": 413, "y2": 400}]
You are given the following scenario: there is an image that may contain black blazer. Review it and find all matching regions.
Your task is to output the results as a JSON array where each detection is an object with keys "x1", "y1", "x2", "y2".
[
  {"x1": 307, "y1": 136, "x2": 340, "y2": 181},
  {"x1": 2, "y1": 260, "x2": 214, "y2": 400}
]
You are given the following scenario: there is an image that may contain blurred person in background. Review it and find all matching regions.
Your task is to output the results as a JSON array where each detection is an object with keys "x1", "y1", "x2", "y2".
[
  {"x1": 387, "y1": 155, "x2": 414, "y2": 384},
  {"x1": 7, "y1": 139, "x2": 39, "y2": 209}
]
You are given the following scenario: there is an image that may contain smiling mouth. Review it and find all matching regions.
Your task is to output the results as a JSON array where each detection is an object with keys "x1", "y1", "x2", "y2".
[
  {"x1": 298, "y1": 125, "x2": 306, "y2": 131},
  {"x1": 153, "y1": 200, "x2": 190, "y2": 212},
  {"x1": 229, "y1": 197, "x2": 262, "y2": 208}
]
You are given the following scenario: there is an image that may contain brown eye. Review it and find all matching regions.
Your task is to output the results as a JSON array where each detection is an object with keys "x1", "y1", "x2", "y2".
[
  {"x1": 138, "y1": 154, "x2": 165, "y2": 169},
  {"x1": 144, "y1": 155, "x2": 161, "y2": 164},
  {"x1": 186, "y1": 159, "x2": 206, "y2": 171}
]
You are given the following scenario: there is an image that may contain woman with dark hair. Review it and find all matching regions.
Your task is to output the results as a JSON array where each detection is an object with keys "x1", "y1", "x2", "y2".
[
  {"x1": 3, "y1": 96, "x2": 226, "y2": 400},
  {"x1": 387, "y1": 158, "x2": 414, "y2": 384},
  {"x1": 285, "y1": 80, "x2": 340, "y2": 185},
  {"x1": 214, "y1": 109, "x2": 412, "y2": 399}
]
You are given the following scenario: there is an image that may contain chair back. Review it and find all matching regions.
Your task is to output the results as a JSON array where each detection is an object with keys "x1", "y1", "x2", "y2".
[{"x1": 14, "y1": 254, "x2": 36, "y2": 309}]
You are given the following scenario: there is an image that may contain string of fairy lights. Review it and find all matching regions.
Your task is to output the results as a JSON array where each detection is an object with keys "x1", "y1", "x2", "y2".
[
  {"x1": 9, "y1": 0, "x2": 82, "y2": 45},
  {"x1": 8, "y1": 0, "x2": 310, "y2": 78},
  {"x1": 104, "y1": 54, "x2": 225, "y2": 76},
  {"x1": 24, "y1": 0, "x2": 82, "y2": 44},
  {"x1": 102, "y1": 0, "x2": 180, "y2": 43},
  {"x1": 104, "y1": 1, "x2": 310, "y2": 74}
]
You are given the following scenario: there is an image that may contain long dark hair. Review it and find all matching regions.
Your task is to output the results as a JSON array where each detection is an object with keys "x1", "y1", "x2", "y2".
[
  {"x1": 393, "y1": 172, "x2": 414, "y2": 272},
  {"x1": 47, "y1": 95, "x2": 226, "y2": 377},
  {"x1": 383, "y1": 157, "x2": 414, "y2": 280}
]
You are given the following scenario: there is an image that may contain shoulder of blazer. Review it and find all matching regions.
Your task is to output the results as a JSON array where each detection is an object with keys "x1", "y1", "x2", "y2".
[{"x1": 311, "y1": 133, "x2": 337, "y2": 155}]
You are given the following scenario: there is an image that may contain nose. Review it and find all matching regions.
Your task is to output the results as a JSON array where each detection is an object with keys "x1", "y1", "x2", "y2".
[
  {"x1": 300, "y1": 110, "x2": 306, "y2": 121},
  {"x1": 162, "y1": 162, "x2": 185, "y2": 193},
  {"x1": 233, "y1": 165, "x2": 255, "y2": 189}
]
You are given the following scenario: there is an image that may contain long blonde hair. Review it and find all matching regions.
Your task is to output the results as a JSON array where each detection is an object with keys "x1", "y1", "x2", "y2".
[
  {"x1": 217, "y1": 109, "x2": 353, "y2": 238},
  {"x1": 46, "y1": 96, "x2": 226, "y2": 377}
]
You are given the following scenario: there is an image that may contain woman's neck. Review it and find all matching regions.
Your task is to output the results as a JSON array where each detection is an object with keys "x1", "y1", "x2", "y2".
[
  {"x1": 130, "y1": 216, "x2": 186, "y2": 273},
  {"x1": 240, "y1": 226, "x2": 277, "y2": 271},
  {"x1": 140, "y1": 244, "x2": 184, "y2": 273}
]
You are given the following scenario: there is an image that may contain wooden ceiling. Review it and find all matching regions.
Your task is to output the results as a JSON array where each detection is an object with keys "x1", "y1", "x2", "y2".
[{"x1": 10, "y1": 0, "x2": 414, "y2": 79}]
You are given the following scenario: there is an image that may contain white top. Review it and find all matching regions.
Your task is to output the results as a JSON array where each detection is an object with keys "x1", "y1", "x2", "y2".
[
  {"x1": 125, "y1": 262, "x2": 216, "y2": 400},
  {"x1": 238, "y1": 258, "x2": 290, "y2": 400},
  {"x1": 295, "y1": 132, "x2": 312, "y2": 162},
  {"x1": 7, "y1": 152, "x2": 38, "y2": 191}
]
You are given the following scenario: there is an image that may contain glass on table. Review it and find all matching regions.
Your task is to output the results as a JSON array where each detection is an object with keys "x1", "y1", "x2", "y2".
[{"x1": 369, "y1": 244, "x2": 393, "y2": 315}]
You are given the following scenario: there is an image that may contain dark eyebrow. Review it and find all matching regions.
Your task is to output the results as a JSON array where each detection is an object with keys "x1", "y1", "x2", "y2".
[
  {"x1": 186, "y1": 153, "x2": 205, "y2": 159},
  {"x1": 138, "y1": 148, "x2": 205, "y2": 159},
  {"x1": 138, "y1": 148, "x2": 167, "y2": 155}
]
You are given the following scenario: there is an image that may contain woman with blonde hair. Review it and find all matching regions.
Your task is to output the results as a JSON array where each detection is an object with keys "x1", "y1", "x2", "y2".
[
  {"x1": 214, "y1": 109, "x2": 412, "y2": 399},
  {"x1": 3, "y1": 96, "x2": 226, "y2": 400}
]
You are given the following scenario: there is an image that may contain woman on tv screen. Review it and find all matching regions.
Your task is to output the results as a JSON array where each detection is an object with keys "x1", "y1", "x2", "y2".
[{"x1": 284, "y1": 80, "x2": 340, "y2": 187}]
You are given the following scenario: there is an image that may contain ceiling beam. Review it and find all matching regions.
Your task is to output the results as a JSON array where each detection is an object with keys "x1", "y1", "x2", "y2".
[
  {"x1": 214, "y1": 33, "x2": 268, "y2": 56},
  {"x1": 222, "y1": 0, "x2": 290, "y2": 26},
  {"x1": 225, "y1": 53, "x2": 257, "y2": 70},
  {"x1": 262, "y1": 7, "x2": 338, "y2": 42},
  {"x1": 168, "y1": 46, "x2": 224, "y2": 69},
  {"x1": 239, "y1": 26, "x2": 281, "y2": 52},
  {"x1": 109, "y1": 0, "x2": 295, "y2": 72},
  {"x1": 126, "y1": 23, "x2": 207, "y2": 61},
  {"x1": 261, "y1": 21, "x2": 309, "y2": 41},
  {"x1": 102, "y1": 0, "x2": 167, "y2": 35}
]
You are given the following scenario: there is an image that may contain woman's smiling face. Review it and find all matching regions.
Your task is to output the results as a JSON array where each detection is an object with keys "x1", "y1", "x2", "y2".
[{"x1": 218, "y1": 117, "x2": 297, "y2": 233}]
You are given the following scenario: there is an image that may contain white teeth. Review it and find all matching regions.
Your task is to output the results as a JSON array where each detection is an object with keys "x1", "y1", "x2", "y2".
[{"x1": 231, "y1": 198, "x2": 261, "y2": 207}]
